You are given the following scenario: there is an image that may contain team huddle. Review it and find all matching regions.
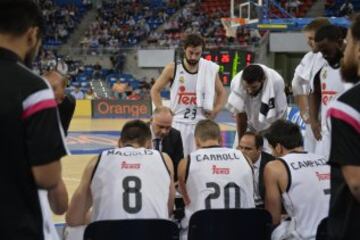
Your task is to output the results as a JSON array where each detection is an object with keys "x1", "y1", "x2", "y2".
[{"x1": 1, "y1": 1, "x2": 360, "y2": 240}]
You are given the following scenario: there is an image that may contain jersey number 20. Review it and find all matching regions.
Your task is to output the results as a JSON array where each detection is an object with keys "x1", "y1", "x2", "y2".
[{"x1": 205, "y1": 182, "x2": 240, "y2": 209}]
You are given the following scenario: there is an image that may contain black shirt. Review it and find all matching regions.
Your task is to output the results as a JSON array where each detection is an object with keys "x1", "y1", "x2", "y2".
[
  {"x1": 58, "y1": 93, "x2": 76, "y2": 135},
  {"x1": 328, "y1": 82, "x2": 360, "y2": 240},
  {"x1": 0, "y1": 48, "x2": 67, "y2": 240}
]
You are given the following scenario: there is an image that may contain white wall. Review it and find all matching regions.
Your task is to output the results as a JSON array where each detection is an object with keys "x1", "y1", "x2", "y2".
[
  {"x1": 270, "y1": 32, "x2": 310, "y2": 53},
  {"x1": 138, "y1": 49, "x2": 175, "y2": 67}
]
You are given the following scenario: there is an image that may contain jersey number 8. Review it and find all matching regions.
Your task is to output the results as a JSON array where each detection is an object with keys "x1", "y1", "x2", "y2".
[{"x1": 123, "y1": 176, "x2": 142, "y2": 213}]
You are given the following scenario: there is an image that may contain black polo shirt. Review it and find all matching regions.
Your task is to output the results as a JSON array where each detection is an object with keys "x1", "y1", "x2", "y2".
[
  {"x1": 328, "y1": 82, "x2": 360, "y2": 240},
  {"x1": 0, "y1": 48, "x2": 67, "y2": 240}
]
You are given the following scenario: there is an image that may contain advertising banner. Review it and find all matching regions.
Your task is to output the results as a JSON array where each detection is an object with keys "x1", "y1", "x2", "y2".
[{"x1": 92, "y1": 99, "x2": 152, "y2": 118}]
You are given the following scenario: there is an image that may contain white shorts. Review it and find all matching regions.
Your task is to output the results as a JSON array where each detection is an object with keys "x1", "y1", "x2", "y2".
[
  {"x1": 172, "y1": 122, "x2": 196, "y2": 157},
  {"x1": 303, "y1": 124, "x2": 316, "y2": 153},
  {"x1": 39, "y1": 190, "x2": 60, "y2": 240},
  {"x1": 314, "y1": 130, "x2": 330, "y2": 160},
  {"x1": 64, "y1": 225, "x2": 86, "y2": 240}
]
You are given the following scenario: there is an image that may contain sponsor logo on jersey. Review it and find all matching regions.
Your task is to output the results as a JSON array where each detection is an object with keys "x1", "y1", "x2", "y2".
[
  {"x1": 179, "y1": 76, "x2": 185, "y2": 84},
  {"x1": 321, "y1": 82, "x2": 338, "y2": 106},
  {"x1": 315, "y1": 171, "x2": 330, "y2": 181},
  {"x1": 121, "y1": 161, "x2": 141, "y2": 169},
  {"x1": 321, "y1": 68, "x2": 327, "y2": 80},
  {"x1": 178, "y1": 85, "x2": 197, "y2": 105},
  {"x1": 212, "y1": 165, "x2": 230, "y2": 175}
]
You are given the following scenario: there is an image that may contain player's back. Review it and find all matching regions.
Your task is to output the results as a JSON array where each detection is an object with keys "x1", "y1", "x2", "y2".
[
  {"x1": 91, "y1": 147, "x2": 171, "y2": 221},
  {"x1": 183, "y1": 147, "x2": 255, "y2": 227},
  {"x1": 280, "y1": 152, "x2": 330, "y2": 239}
]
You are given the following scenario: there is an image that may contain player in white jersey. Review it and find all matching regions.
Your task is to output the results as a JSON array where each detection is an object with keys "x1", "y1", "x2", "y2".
[
  {"x1": 65, "y1": 120, "x2": 175, "y2": 239},
  {"x1": 263, "y1": 120, "x2": 330, "y2": 240},
  {"x1": 309, "y1": 25, "x2": 345, "y2": 158},
  {"x1": 178, "y1": 120, "x2": 255, "y2": 239},
  {"x1": 291, "y1": 18, "x2": 330, "y2": 153},
  {"x1": 151, "y1": 33, "x2": 227, "y2": 157}
]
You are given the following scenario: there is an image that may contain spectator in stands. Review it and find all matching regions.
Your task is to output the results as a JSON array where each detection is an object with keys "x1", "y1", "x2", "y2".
[
  {"x1": 93, "y1": 62, "x2": 102, "y2": 80},
  {"x1": 66, "y1": 120, "x2": 175, "y2": 236},
  {"x1": 238, "y1": 132, "x2": 275, "y2": 208},
  {"x1": 71, "y1": 86, "x2": 85, "y2": 100},
  {"x1": 112, "y1": 79, "x2": 128, "y2": 99},
  {"x1": 84, "y1": 88, "x2": 97, "y2": 100},
  {"x1": 178, "y1": 120, "x2": 255, "y2": 239},
  {"x1": 264, "y1": 120, "x2": 330, "y2": 240}
]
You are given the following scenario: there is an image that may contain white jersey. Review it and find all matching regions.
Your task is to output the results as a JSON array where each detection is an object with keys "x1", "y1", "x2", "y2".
[
  {"x1": 292, "y1": 52, "x2": 325, "y2": 95},
  {"x1": 319, "y1": 65, "x2": 345, "y2": 132},
  {"x1": 91, "y1": 147, "x2": 171, "y2": 221},
  {"x1": 182, "y1": 147, "x2": 255, "y2": 229},
  {"x1": 170, "y1": 61, "x2": 206, "y2": 124},
  {"x1": 38, "y1": 190, "x2": 60, "y2": 240},
  {"x1": 273, "y1": 152, "x2": 330, "y2": 240}
]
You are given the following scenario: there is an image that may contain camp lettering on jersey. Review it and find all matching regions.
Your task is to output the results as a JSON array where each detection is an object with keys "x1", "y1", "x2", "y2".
[
  {"x1": 170, "y1": 61, "x2": 206, "y2": 123},
  {"x1": 279, "y1": 152, "x2": 330, "y2": 239},
  {"x1": 289, "y1": 158, "x2": 327, "y2": 170},
  {"x1": 195, "y1": 152, "x2": 241, "y2": 161}
]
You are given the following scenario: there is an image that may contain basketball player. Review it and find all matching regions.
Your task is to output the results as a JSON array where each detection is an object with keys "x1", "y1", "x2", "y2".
[
  {"x1": 227, "y1": 64, "x2": 287, "y2": 148},
  {"x1": 66, "y1": 120, "x2": 175, "y2": 227},
  {"x1": 291, "y1": 17, "x2": 330, "y2": 152},
  {"x1": 150, "y1": 33, "x2": 227, "y2": 157},
  {"x1": 178, "y1": 120, "x2": 255, "y2": 239},
  {"x1": 327, "y1": 14, "x2": 360, "y2": 240},
  {"x1": 264, "y1": 120, "x2": 329, "y2": 240},
  {"x1": 309, "y1": 24, "x2": 345, "y2": 158}
]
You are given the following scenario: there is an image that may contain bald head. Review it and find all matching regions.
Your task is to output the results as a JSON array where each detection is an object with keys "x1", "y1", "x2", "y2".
[
  {"x1": 42, "y1": 70, "x2": 67, "y2": 104},
  {"x1": 151, "y1": 106, "x2": 174, "y2": 138}
]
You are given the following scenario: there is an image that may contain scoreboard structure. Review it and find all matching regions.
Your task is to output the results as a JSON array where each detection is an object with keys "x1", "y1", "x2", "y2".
[{"x1": 202, "y1": 49, "x2": 254, "y2": 86}]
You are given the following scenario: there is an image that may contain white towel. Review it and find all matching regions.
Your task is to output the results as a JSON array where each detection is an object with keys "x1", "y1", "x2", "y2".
[
  {"x1": 196, "y1": 58, "x2": 219, "y2": 111},
  {"x1": 226, "y1": 64, "x2": 278, "y2": 123}
]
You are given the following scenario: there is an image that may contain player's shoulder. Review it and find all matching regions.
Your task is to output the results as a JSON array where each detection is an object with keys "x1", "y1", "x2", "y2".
[
  {"x1": 337, "y1": 83, "x2": 360, "y2": 112},
  {"x1": 16, "y1": 63, "x2": 51, "y2": 97}
]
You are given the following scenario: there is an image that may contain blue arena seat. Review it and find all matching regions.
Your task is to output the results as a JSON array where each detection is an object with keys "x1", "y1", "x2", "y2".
[
  {"x1": 83, "y1": 219, "x2": 179, "y2": 240},
  {"x1": 188, "y1": 208, "x2": 272, "y2": 240}
]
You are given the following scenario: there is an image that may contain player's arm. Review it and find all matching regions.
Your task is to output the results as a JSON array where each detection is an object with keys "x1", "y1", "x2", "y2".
[
  {"x1": 32, "y1": 161, "x2": 62, "y2": 189},
  {"x1": 342, "y1": 166, "x2": 360, "y2": 202},
  {"x1": 309, "y1": 70, "x2": 322, "y2": 140},
  {"x1": 209, "y1": 74, "x2": 226, "y2": 119},
  {"x1": 162, "y1": 153, "x2": 176, "y2": 217},
  {"x1": 264, "y1": 160, "x2": 284, "y2": 226},
  {"x1": 66, "y1": 156, "x2": 99, "y2": 226},
  {"x1": 235, "y1": 112, "x2": 248, "y2": 143},
  {"x1": 150, "y1": 63, "x2": 175, "y2": 108},
  {"x1": 177, "y1": 158, "x2": 191, "y2": 205},
  {"x1": 48, "y1": 178, "x2": 68, "y2": 215},
  {"x1": 292, "y1": 75, "x2": 310, "y2": 123}
]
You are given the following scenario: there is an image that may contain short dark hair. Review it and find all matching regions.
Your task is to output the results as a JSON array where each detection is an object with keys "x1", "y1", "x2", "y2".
[
  {"x1": 315, "y1": 25, "x2": 343, "y2": 43},
  {"x1": 242, "y1": 64, "x2": 266, "y2": 84},
  {"x1": 351, "y1": 13, "x2": 360, "y2": 41},
  {"x1": 303, "y1": 17, "x2": 330, "y2": 32},
  {"x1": 183, "y1": 33, "x2": 205, "y2": 49},
  {"x1": 242, "y1": 131, "x2": 264, "y2": 149},
  {"x1": 0, "y1": 0, "x2": 44, "y2": 37},
  {"x1": 195, "y1": 119, "x2": 221, "y2": 142},
  {"x1": 264, "y1": 120, "x2": 303, "y2": 150},
  {"x1": 120, "y1": 120, "x2": 151, "y2": 146}
]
